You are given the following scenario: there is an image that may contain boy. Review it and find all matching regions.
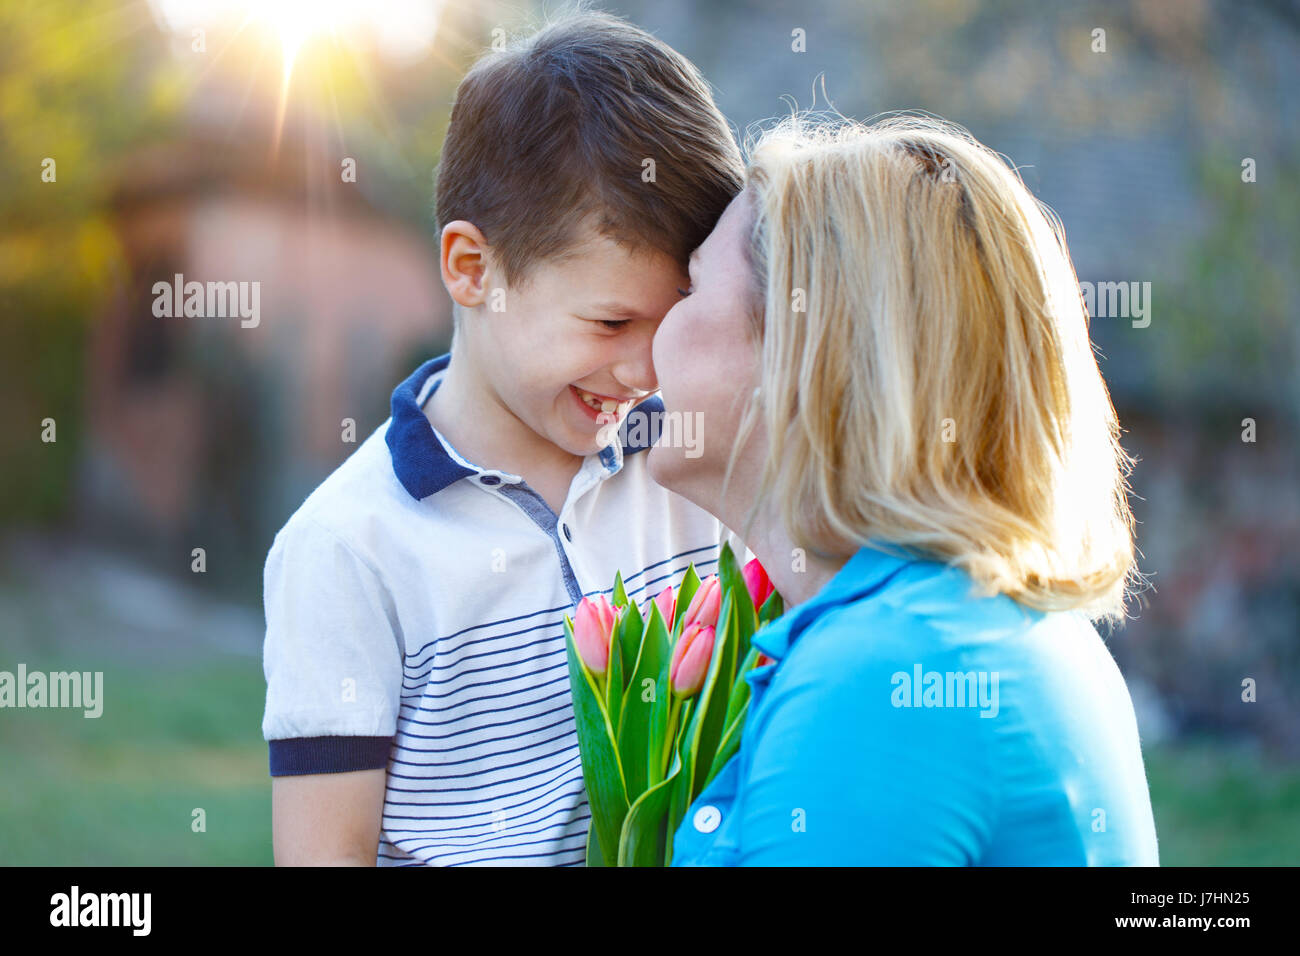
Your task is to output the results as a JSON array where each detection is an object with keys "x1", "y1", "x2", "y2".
[{"x1": 262, "y1": 11, "x2": 745, "y2": 865}]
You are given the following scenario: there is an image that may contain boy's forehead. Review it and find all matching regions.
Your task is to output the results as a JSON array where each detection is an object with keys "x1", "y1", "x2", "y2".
[
  {"x1": 545, "y1": 228, "x2": 687, "y2": 298},
  {"x1": 563, "y1": 222, "x2": 683, "y2": 269}
]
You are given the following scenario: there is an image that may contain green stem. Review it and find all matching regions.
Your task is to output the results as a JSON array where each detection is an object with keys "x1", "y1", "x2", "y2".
[{"x1": 658, "y1": 696, "x2": 681, "y2": 783}]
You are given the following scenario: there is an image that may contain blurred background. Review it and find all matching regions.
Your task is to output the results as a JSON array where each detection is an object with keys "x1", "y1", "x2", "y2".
[{"x1": 1, "y1": 0, "x2": 1296, "y2": 864}]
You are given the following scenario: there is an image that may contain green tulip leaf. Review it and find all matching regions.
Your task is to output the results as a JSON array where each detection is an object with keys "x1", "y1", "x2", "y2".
[
  {"x1": 758, "y1": 588, "x2": 785, "y2": 626},
  {"x1": 664, "y1": 697, "x2": 696, "y2": 857},
  {"x1": 618, "y1": 600, "x2": 666, "y2": 798},
  {"x1": 616, "y1": 597, "x2": 644, "y2": 696},
  {"x1": 646, "y1": 619, "x2": 674, "y2": 790},
  {"x1": 617, "y1": 740, "x2": 684, "y2": 866},
  {"x1": 565, "y1": 616, "x2": 628, "y2": 867},
  {"x1": 604, "y1": 615, "x2": 624, "y2": 737},
  {"x1": 586, "y1": 819, "x2": 603, "y2": 867},
  {"x1": 705, "y1": 697, "x2": 749, "y2": 788},
  {"x1": 723, "y1": 643, "x2": 761, "y2": 731},
  {"x1": 673, "y1": 564, "x2": 701, "y2": 636},
  {"x1": 676, "y1": 592, "x2": 739, "y2": 807},
  {"x1": 717, "y1": 543, "x2": 758, "y2": 672}
]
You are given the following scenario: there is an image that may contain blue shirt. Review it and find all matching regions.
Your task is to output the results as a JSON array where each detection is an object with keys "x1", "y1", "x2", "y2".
[{"x1": 670, "y1": 542, "x2": 1160, "y2": 866}]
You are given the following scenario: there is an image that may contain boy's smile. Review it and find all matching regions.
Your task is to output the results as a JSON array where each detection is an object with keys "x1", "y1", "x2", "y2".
[
  {"x1": 433, "y1": 218, "x2": 689, "y2": 499},
  {"x1": 568, "y1": 384, "x2": 642, "y2": 425}
]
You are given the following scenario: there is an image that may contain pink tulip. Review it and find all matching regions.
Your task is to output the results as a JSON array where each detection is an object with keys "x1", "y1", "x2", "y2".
[
  {"x1": 573, "y1": 594, "x2": 617, "y2": 677},
  {"x1": 669, "y1": 623, "x2": 715, "y2": 698},
  {"x1": 742, "y1": 558, "x2": 775, "y2": 611},
  {"x1": 642, "y1": 585, "x2": 676, "y2": 626},
  {"x1": 681, "y1": 575, "x2": 721, "y2": 630}
]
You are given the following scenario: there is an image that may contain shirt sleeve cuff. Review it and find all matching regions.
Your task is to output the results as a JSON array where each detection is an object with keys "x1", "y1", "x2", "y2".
[{"x1": 268, "y1": 735, "x2": 393, "y2": 776}]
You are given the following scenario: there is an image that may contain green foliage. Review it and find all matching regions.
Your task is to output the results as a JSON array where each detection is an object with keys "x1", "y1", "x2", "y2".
[
  {"x1": 0, "y1": 0, "x2": 461, "y2": 535},
  {"x1": 1149, "y1": 154, "x2": 1300, "y2": 415},
  {"x1": 0, "y1": 0, "x2": 181, "y2": 528}
]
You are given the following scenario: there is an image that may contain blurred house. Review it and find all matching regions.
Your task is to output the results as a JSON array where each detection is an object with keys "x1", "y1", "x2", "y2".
[{"x1": 82, "y1": 83, "x2": 449, "y2": 577}]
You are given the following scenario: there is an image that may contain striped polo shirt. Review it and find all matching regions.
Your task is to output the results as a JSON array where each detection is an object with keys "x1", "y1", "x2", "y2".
[{"x1": 261, "y1": 353, "x2": 738, "y2": 865}]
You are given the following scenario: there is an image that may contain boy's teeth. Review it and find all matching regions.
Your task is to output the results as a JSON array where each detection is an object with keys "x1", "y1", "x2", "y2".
[
  {"x1": 576, "y1": 386, "x2": 637, "y2": 416},
  {"x1": 576, "y1": 387, "x2": 614, "y2": 411}
]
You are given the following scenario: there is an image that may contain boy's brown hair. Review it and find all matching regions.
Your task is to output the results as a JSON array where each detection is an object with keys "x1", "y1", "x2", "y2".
[{"x1": 435, "y1": 10, "x2": 744, "y2": 290}]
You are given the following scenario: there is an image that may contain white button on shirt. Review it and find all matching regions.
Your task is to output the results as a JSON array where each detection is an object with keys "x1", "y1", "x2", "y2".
[
  {"x1": 261, "y1": 353, "x2": 745, "y2": 866},
  {"x1": 693, "y1": 805, "x2": 722, "y2": 833}
]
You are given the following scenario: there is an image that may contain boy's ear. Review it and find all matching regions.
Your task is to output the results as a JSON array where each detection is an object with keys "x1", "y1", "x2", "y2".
[{"x1": 440, "y1": 220, "x2": 492, "y2": 308}]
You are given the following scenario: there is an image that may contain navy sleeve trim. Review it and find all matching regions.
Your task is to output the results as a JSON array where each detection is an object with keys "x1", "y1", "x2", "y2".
[{"x1": 268, "y1": 735, "x2": 394, "y2": 776}]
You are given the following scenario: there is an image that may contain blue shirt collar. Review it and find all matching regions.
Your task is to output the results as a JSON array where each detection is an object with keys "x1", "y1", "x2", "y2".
[
  {"x1": 385, "y1": 354, "x2": 475, "y2": 500},
  {"x1": 385, "y1": 353, "x2": 664, "y2": 501},
  {"x1": 751, "y1": 540, "x2": 922, "y2": 661}
]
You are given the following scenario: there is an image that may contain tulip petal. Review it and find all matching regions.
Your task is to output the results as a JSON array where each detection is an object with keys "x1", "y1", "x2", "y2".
[
  {"x1": 605, "y1": 610, "x2": 624, "y2": 736},
  {"x1": 596, "y1": 594, "x2": 617, "y2": 644},
  {"x1": 682, "y1": 575, "x2": 721, "y2": 631},
  {"x1": 742, "y1": 558, "x2": 775, "y2": 611},
  {"x1": 671, "y1": 623, "x2": 714, "y2": 698},
  {"x1": 573, "y1": 597, "x2": 610, "y2": 677},
  {"x1": 680, "y1": 592, "x2": 739, "y2": 805},
  {"x1": 652, "y1": 586, "x2": 676, "y2": 629}
]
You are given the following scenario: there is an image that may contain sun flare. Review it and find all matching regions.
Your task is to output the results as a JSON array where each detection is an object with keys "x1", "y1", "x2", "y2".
[{"x1": 150, "y1": 0, "x2": 443, "y2": 155}]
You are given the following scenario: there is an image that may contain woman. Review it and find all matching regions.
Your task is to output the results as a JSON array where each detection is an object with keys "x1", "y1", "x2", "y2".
[{"x1": 648, "y1": 114, "x2": 1159, "y2": 865}]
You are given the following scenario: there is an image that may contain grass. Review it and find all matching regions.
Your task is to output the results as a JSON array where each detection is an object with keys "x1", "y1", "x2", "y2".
[
  {"x1": 0, "y1": 654, "x2": 272, "y2": 865},
  {"x1": 1143, "y1": 737, "x2": 1300, "y2": 866},
  {"x1": 1, "y1": 654, "x2": 1297, "y2": 865}
]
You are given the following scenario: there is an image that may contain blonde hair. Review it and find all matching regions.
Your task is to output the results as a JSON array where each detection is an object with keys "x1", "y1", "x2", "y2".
[{"x1": 727, "y1": 113, "x2": 1142, "y2": 624}]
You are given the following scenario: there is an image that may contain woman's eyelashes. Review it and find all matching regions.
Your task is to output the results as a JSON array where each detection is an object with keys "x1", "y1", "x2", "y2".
[
  {"x1": 676, "y1": 286, "x2": 693, "y2": 297},
  {"x1": 598, "y1": 319, "x2": 630, "y2": 330}
]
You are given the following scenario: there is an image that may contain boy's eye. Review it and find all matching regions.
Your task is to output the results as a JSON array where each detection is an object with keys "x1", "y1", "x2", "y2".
[{"x1": 598, "y1": 319, "x2": 629, "y2": 330}]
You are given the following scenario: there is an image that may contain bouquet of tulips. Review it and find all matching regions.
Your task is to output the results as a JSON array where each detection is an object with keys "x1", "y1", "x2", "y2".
[{"x1": 563, "y1": 543, "x2": 783, "y2": 866}]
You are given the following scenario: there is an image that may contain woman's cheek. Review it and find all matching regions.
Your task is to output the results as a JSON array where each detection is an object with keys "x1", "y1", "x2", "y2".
[
  {"x1": 676, "y1": 309, "x2": 710, "y2": 404},
  {"x1": 654, "y1": 309, "x2": 687, "y2": 376}
]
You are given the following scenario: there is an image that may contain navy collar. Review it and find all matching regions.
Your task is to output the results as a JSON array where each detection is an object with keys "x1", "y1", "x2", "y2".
[
  {"x1": 385, "y1": 353, "x2": 664, "y2": 501},
  {"x1": 386, "y1": 354, "x2": 476, "y2": 500}
]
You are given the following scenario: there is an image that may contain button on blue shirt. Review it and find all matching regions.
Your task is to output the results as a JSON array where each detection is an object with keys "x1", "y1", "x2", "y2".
[{"x1": 670, "y1": 542, "x2": 1160, "y2": 866}]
